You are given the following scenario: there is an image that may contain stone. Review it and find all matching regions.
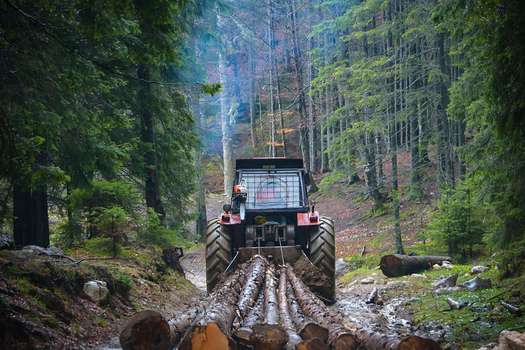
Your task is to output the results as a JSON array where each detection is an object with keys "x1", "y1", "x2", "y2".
[
  {"x1": 360, "y1": 277, "x2": 375, "y2": 284},
  {"x1": 411, "y1": 273, "x2": 427, "y2": 278},
  {"x1": 120, "y1": 310, "x2": 171, "y2": 350},
  {"x1": 83, "y1": 280, "x2": 109, "y2": 303},
  {"x1": 432, "y1": 274, "x2": 458, "y2": 288},
  {"x1": 433, "y1": 264, "x2": 442, "y2": 270},
  {"x1": 463, "y1": 276, "x2": 492, "y2": 291},
  {"x1": 434, "y1": 286, "x2": 466, "y2": 295},
  {"x1": 471, "y1": 266, "x2": 489, "y2": 274},
  {"x1": 21, "y1": 245, "x2": 64, "y2": 256},
  {"x1": 441, "y1": 261, "x2": 454, "y2": 269}
]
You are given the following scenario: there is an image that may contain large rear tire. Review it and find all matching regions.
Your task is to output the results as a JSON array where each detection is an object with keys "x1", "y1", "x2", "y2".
[
  {"x1": 205, "y1": 218, "x2": 232, "y2": 293},
  {"x1": 309, "y1": 216, "x2": 336, "y2": 301}
]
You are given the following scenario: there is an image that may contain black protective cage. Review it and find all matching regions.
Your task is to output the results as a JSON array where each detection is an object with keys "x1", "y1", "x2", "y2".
[
  {"x1": 233, "y1": 158, "x2": 309, "y2": 213},
  {"x1": 236, "y1": 158, "x2": 304, "y2": 170}
]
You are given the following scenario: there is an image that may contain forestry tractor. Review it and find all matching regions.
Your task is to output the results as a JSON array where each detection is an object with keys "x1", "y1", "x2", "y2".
[{"x1": 206, "y1": 158, "x2": 336, "y2": 301}]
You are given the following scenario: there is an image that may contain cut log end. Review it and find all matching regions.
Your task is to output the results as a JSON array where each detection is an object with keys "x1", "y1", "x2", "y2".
[
  {"x1": 398, "y1": 335, "x2": 441, "y2": 350},
  {"x1": 251, "y1": 324, "x2": 289, "y2": 350},
  {"x1": 331, "y1": 332, "x2": 358, "y2": 350},
  {"x1": 190, "y1": 323, "x2": 232, "y2": 350},
  {"x1": 296, "y1": 337, "x2": 326, "y2": 350},
  {"x1": 297, "y1": 322, "x2": 329, "y2": 344}
]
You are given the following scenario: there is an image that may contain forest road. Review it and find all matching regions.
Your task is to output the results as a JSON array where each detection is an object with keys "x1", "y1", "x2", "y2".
[{"x1": 180, "y1": 247, "x2": 207, "y2": 291}]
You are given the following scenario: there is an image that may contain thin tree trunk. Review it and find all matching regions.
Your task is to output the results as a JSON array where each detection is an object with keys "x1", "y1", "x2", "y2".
[
  {"x1": 289, "y1": 0, "x2": 310, "y2": 170},
  {"x1": 218, "y1": 51, "x2": 234, "y2": 197}
]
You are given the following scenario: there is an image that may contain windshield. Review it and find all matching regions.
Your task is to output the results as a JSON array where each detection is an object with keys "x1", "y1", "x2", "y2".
[{"x1": 239, "y1": 171, "x2": 303, "y2": 209}]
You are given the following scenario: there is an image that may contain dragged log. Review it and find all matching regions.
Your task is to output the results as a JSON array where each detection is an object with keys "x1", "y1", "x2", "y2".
[
  {"x1": 235, "y1": 290, "x2": 265, "y2": 346},
  {"x1": 237, "y1": 255, "x2": 268, "y2": 318},
  {"x1": 286, "y1": 265, "x2": 357, "y2": 350},
  {"x1": 179, "y1": 259, "x2": 250, "y2": 350},
  {"x1": 264, "y1": 264, "x2": 280, "y2": 325},
  {"x1": 285, "y1": 277, "x2": 329, "y2": 344},
  {"x1": 251, "y1": 324, "x2": 289, "y2": 350},
  {"x1": 277, "y1": 267, "x2": 302, "y2": 348},
  {"x1": 380, "y1": 254, "x2": 451, "y2": 277},
  {"x1": 120, "y1": 310, "x2": 171, "y2": 350}
]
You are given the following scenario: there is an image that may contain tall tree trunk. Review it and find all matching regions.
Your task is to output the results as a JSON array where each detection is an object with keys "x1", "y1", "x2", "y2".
[
  {"x1": 137, "y1": 64, "x2": 164, "y2": 220},
  {"x1": 289, "y1": 0, "x2": 310, "y2": 170},
  {"x1": 13, "y1": 177, "x2": 49, "y2": 248},
  {"x1": 436, "y1": 33, "x2": 454, "y2": 190},
  {"x1": 392, "y1": 36, "x2": 404, "y2": 255},
  {"x1": 267, "y1": 0, "x2": 276, "y2": 157},
  {"x1": 248, "y1": 45, "x2": 257, "y2": 152},
  {"x1": 218, "y1": 51, "x2": 234, "y2": 197},
  {"x1": 193, "y1": 93, "x2": 207, "y2": 240}
]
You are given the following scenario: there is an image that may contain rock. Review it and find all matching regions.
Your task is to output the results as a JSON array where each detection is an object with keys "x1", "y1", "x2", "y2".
[
  {"x1": 433, "y1": 264, "x2": 442, "y2": 270},
  {"x1": 447, "y1": 297, "x2": 468, "y2": 310},
  {"x1": 463, "y1": 276, "x2": 492, "y2": 291},
  {"x1": 0, "y1": 233, "x2": 14, "y2": 250},
  {"x1": 83, "y1": 280, "x2": 109, "y2": 303},
  {"x1": 360, "y1": 277, "x2": 375, "y2": 284},
  {"x1": 471, "y1": 266, "x2": 489, "y2": 274},
  {"x1": 120, "y1": 310, "x2": 171, "y2": 350},
  {"x1": 21, "y1": 245, "x2": 64, "y2": 256},
  {"x1": 477, "y1": 343, "x2": 497, "y2": 350},
  {"x1": 411, "y1": 273, "x2": 427, "y2": 278},
  {"x1": 432, "y1": 274, "x2": 458, "y2": 288},
  {"x1": 335, "y1": 258, "x2": 349, "y2": 277},
  {"x1": 494, "y1": 330, "x2": 525, "y2": 350},
  {"x1": 434, "y1": 286, "x2": 466, "y2": 295},
  {"x1": 442, "y1": 261, "x2": 454, "y2": 269}
]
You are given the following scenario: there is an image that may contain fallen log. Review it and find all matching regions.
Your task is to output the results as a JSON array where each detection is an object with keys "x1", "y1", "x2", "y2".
[
  {"x1": 380, "y1": 254, "x2": 451, "y2": 277},
  {"x1": 251, "y1": 324, "x2": 289, "y2": 350},
  {"x1": 296, "y1": 337, "x2": 326, "y2": 350},
  {"x1": 264, "y1": 264, "x2": 280, "y2": 325},
  {"x1": 287, "y1": 265, "x2": 358, "y2": 350},
  {"x1": 286, "y1": 277, "x2": 329, "y2": 344},
  {"x1": 237, "y1": 255, "x2": 268, "y2": 318},
  {"x1": 235, "y1": 290, "x2": 265, "y2": 346},
  {"x1": 120, "y1": 310, "x2": 171, "y2": 350},
  {"x1": 179, "y1": 259, "x2": 250, "y2": 350},
  {"x1": 345, "y1": 327, "x2": 442, "y2": 350},
  {"x1": 277, "y1": 267, "x2": 302, "y2": 348}
]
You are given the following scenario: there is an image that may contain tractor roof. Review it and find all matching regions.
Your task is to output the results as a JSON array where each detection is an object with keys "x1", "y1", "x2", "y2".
[{"x1": 235, "y1": 158, "x2": 304, "y2": 170}]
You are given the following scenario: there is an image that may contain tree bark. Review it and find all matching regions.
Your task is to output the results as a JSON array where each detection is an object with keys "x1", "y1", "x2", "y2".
[
  {"x1": 286, "y1": 265, "x2": 357, "y2": 350},
  {"x1": 218, "y1": 50, "x2": 234, "y2": 197},
  {"x1": 278, "y1": 267, "x2": 302, "y2": 348},
  {"x1": 13, "y1": 178, "x2": 49, "y2": 248},
  {"x1": 137, "y1": 64, "x2": 165, "y2": 220}
]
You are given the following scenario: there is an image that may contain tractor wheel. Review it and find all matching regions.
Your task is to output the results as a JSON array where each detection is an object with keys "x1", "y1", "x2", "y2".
[
  {"x1": 205, "y1": 218, "x2": 232, "y2": 293},
  {"x1": 309, "y1": 216, "x2": 336, "y2": 302}
]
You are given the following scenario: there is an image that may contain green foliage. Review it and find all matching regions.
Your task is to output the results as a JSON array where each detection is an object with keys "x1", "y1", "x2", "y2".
[
  {"x1": 137, "y1": 209, "x2": 196, "y2": 249},
  {"x1": 200, "y1": 83, "x2": 223, "y2": 95},
  {"x1": 426, "y1": 184, "x2": 484, "y2": 260}
]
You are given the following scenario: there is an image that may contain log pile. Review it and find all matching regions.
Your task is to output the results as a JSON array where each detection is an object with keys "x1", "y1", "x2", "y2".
[{"x1": 121, "y1": 254, "x2": 441, "y2": 350}]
